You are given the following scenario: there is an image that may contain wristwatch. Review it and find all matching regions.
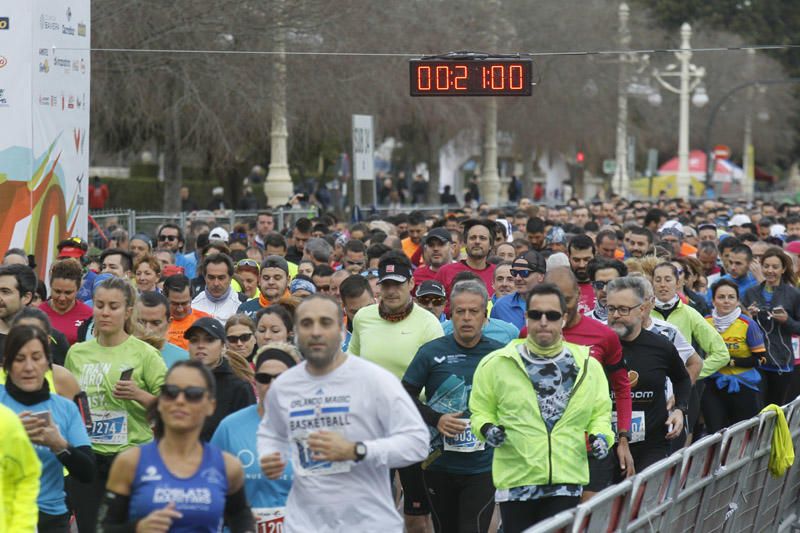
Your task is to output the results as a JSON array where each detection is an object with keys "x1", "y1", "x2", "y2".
[
  {"x1": 354, "y1": 442, "x2": 367, "y2": 462},
  {"x1": 617, "y1": 431, "x2": 631, "y2": 441}
]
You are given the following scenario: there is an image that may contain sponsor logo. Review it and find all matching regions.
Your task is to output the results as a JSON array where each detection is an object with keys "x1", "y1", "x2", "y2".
[
  {"x1": 0, "y1": 56, "x2": 6, "y2": 69},
  {"x1": 53, "y1": 57, "x2": 70, "y2": 68},
  {"x1": 433, "y1": 356, "x2": 445, "y2": 363},
  {"x1": 39, "y1": 59, "x2": 49, "y2": 73},
  {"x1": 0, "y1": 89, "x2": 8, "y2": 107},
  {"x1": 39, "y1": 95, "x2": 50, "y2": 106},
  {"x1": 40, "y1": 15, "x2": 59, "y2": 31},
  {"x1": 62, "y1": 25, "x2": 75, "y2": 36},
  {"x1": 0, "y1": 17, "x2": 9, "y2": 30},
  {"x1": 140, "y1": 465, "x2": 161, "y2": 481},
  {"x1": 39, "y1": 48, "x2": 49, "y2": 57},
  {"x1": 77, "y1": 22, "x2": 86, "y2": 36},
  {"x1": 153, "y1": 487, "x2": 212, "y2": 505}
]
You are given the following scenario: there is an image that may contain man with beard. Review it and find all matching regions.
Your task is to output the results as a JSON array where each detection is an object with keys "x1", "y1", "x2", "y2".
[
  {"x1": 237, "y1": 256, "x2": 290, "y2": 320},
  {"x1": 413, "y1": 228, "x2": 453, "y2": 291},
  {"x1": 349, "y1": 252, "x2": 443, "y2": 532},
  {"x1": 436, "y1": 220, "x2": 497, "y2": 305},
  {"x1": 587, "y1": 258, "x2": 628, "y2": 322},
  {"x1": 544, "y1": 267, "x2": 633, "y2": 495},
  {"x1": 470, "y1": 284, "x2": 613, "y2": 531},
  {"x1": 606, "y1": 276, "x2": 690, "y2": 474},
  {"x1": 568, "y1": 234, "x2": 597, "y2": 314},
  {"x1": 258, "y1": 295, "x2": 428, "y2": 532},
  {"x1": 339, "y1": 275, "x2": 375, "y2": 352},
  {"x1": 490, "y1": 251, "x2": 546, "y2": 330},
  {"x1": 623, "y1": 226, "x2": 653, "y2": 259}
]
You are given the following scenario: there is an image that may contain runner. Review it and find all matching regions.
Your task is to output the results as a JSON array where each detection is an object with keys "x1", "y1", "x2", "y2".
[
  {"x1": 100, "y1": 360, "x2": 255, "y2": 532},
  {"x1": 490, "y1": 251, "x2": 546, "y2": 329},
  {"x1": 413, "y1": 228, "x2": 454, "y2": 289},
  {"x1": 258, "y1": 295, "x2": 428, "y2": 532},
  {"x1": 402, "y1": 279, "x2": 504, "y2": 533},
  {"x1": 65, "y1": 276, "x2": 167, "y2": 533},
  {"x1": 0, "y1": 324, "x2": 94, "y2": 532},
  {"x1": 606, "y1": 276, "x2": 690, "y2": 473},
  {"x1": 225, "y1": 314, "x2": 258, "y2": 364},
  {"x1": 237, "y1": 256, "x2": 291, "y2": 320},
  {"x1": 135, "y1": 290, "x2": 190, "y2": 368},
  {"x1": 436, "y1": 220, "x2": 497, "y2": 304},
  {"x1": 470, "y1": 283, "x2": 613, "y2": 531},
  {"x1": 255, "y1": 305, "x2": 295, "y2": 348},
  {"x1": 0, "y1": 401, "x2": 41, "y2": 531},
  {"x1": 212, "y1": 346, "x2": 298, "y2": 531},
  {"x1": 40, "y1": 259, "x2": 93, "y2": 345},
  {"x1": 163, "y1": 274, "x2": 211, "y2": 350},
  {"x1": 192, "y1": 254, "x2": 247, "y2": 324},
  {"x1": 338, "y1": 274, "x2": 375, "y2": 352}
]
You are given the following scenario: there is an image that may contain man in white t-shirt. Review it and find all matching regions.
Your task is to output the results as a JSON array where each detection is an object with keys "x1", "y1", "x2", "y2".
[{"x1": 257, "y1": 295, "x2": 428, "y2": 533}]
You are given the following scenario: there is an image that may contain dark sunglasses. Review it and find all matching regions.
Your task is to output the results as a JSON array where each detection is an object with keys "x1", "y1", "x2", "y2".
[
  {"x1": 418, "y1": 296, "x2": 446, "y2": 306},
  {"x1": 161, "y1": 384, "x2": 207, "y2": 402},
  {"x1": 255, "y1": 372, "x2": 283, "y2": 385},
  {"x1": 345, "y1": 259, "x2": 365, "y2": 266},
  {"x1": 158, "y1": 234, "x2": 178, "y2": 242},
  {"x1": 527, "y1": 309, "x2": 564, "y2": 322},
  {"x1": 226, "y1": 332, "x2": 253, "y2": 344},
  {"x1": 591, "y1": 280, "x2": 608, "y2": 290},
  {"x1": 510, "y1": 269, "x2": 532, "y2": 278}
]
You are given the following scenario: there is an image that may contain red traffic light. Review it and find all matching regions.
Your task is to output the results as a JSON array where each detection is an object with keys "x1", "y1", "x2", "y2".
[{"x1": 576, "y1": 151, "x2": 585, "y2": 164}]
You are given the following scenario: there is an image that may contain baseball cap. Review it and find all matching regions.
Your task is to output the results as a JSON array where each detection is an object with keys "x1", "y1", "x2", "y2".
[
  {"x1": 416, "y1": 280, "x2": 446, "y2": 298},
  {"x1": 184, "y1": 317, "x2": 226, "y2": 341},
  {"x1": 785, "y1": 241, "x2": 800, "y2": 255},
  {"x1": 162, "y1": 264, "x2": 185, "y2": 277},
  {"x1": 729, "y1": 214, "x2": 752, "y2": 227},
  {"x1": 209, "y1": 227, "x2": 230, "y2": 242},
  {"x1": 378, "y1": 257, "x2": 413, "y2": 284},
  {"x1": 545, "y1": 226, "x2": 566, "y2": 245},
  {"x1": 660, "y1": 220, "x2": 684, "y2": 233},
  {"x1": 423, "y1": 227, "x2": 452, "y2": 245},
  {"x1": 57, "y1": 237, "x2": 88, "y2": 258},
  {"x1": 261, "y1": 255, "x2": 288, "y2": 274},
  {"x1": 513, "y1": 250, "x2": 546, "y2": 274}
]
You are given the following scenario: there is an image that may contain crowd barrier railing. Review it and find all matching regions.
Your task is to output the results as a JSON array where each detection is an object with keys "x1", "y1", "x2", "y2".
[{"x1": 526, "y1": 397, "x2": 800, "y2": 533}]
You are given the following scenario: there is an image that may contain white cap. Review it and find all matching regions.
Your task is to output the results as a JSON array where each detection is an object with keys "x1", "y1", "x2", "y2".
[
  {"x1": 208, "y1": 227, "x2": 229, "y2": 242},
  {"x1": 729, "y1": 214, "x2": 752, "y2": 227},
  {"x1": 770, "y1": 224, "x2": 787, "y2": 238},
  {"x1": 660, "y1": 220, "x2": 684, "y2": 233},
  {"x1": 546, "y1": 252, "x2": 571, "y2": 271}
]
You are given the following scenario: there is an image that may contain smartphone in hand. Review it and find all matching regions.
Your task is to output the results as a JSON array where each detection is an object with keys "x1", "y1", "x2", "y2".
[
  {"x1": 120, "y1": 368, "x2": 134, "y2": 381},
  {"x1": 30, "y1": 411, "x2": 51, "y2": 425}
]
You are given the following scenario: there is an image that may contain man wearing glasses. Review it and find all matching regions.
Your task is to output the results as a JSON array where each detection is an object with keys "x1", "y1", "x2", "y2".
[
  {"x1": 587, "y1": 258, "x2": 628, "y2": 322},
  {"x1": 606, "y1": 276, "x2": 690, "y2": 475},
  {"x1": 414, "y1": 280, "x2": 447, "y2": 322},
  {"x1": 470, "y1": 283, "x2": 614, "y2": 531},
  {"x1": 412, "y1": 228, "x2": 453, "y2": 291},
  {"x1": 490, "y1": 251, "x2": 546, "y2": 330},
  {"x1": 341, "y1": 239, "x2": 368, "y2": 275},
  {"x1": 157, "y1": 223, "x2": 198, "y2": 279}
]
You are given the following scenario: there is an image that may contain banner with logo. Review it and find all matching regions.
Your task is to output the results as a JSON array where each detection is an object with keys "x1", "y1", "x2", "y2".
[{"x1": 0, "y1": 0, "x2": 89, "y2": 279}]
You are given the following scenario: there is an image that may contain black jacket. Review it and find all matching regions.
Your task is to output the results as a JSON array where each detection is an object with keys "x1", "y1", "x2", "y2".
[
  {"x1": 201, "y1": 357, "x2": 256, "y2": 441},
  {"x1": 743, "y1": 282, "x2": 800, "y2": 369}
]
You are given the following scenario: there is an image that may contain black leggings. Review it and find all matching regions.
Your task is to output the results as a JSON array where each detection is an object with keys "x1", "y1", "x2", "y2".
[
  {"x1": 423, "y1": 469, "x2": 495, "y2": 533},
  {"x1": 760, "y1": 369, "x2": 793, "y2": 407},
  {"x1": 38, "y1": 511, "x2": 70, "y2": 533},
  {"x1": 499, "y1": 496, "x2": 580, "y2": 533},
  {"x1": 701, "y1": 380, "x2": 762, "y2": 433},
  {"x1": 67, "y1": 451, "x2": 116, "y2": 533}
]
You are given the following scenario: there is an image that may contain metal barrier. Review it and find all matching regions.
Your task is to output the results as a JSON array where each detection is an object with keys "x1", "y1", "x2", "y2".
[{"x1": 526, "y1": 402, "x2": 800, "y2": 533}]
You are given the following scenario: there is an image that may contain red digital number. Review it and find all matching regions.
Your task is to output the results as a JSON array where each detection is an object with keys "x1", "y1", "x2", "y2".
[
  {"x1": 509, "y1": 65, "x2": 523, "y2": 90},
  {"x1": 436, "y1": 66, "x2": 449, "y2": 90},
  {"x1": 454, "y1": 65, "x2": 468, "y2": 90},
  {"x1": 417, "y1": 66, "x2": 431, "y2": 91},
  {"x1": 491, "y1": 65, "x2": 504, "y2": 90}
]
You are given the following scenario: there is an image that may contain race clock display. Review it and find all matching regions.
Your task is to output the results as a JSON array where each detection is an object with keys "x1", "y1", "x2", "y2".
[{"x1": 409, "y1": 56, "x2": 533, "y2": 97}]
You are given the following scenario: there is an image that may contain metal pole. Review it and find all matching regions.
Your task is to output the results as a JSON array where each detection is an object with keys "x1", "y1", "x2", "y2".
[
  {"x1": 676, "y1": 23, "x2": 692, "y2": 198},
  {"x1": 614, "y1": 3, "x2": 631, "y2": 197},
  {"x1": 479, "y1": 97, "x2": 501, "y2": 204},
  {"x1": 743, "y1": 49, "x2": 756, "y2": 202}
]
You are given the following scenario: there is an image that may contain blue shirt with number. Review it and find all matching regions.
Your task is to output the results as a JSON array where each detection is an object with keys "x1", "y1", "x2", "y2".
[
  {"x1": 403, "y1": 334, "x2": 503, "y2": 475},
  {"x1": 0, "y1": 384, "x2": 91, "y2": 515}
]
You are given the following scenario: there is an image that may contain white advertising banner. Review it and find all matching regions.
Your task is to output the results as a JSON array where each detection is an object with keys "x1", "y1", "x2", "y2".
[
  {"x1": 352, "y1": 114, "x2": 374, "y2": 182},
  {"x1": 0, "y1": 0, "x2": 89, "y2": 278}
]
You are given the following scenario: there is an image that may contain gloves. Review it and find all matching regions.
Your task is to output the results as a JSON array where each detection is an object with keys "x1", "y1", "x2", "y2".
[
  {"x1": 589, "y1": 434, "x2": 609, "y2": 460},
  {"x1": 481, "y1": 424, "x2": 506, "y2": 448}
]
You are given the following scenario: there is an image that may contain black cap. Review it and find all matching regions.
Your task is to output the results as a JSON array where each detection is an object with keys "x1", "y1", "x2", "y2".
[
  {"x1": 424, "y1": 227, "x2": 452, "y2": 245},
  {"x1": 378, "y1": 257, "x2": 413, "y2": 284},
  {"x1": 184, "y1": 317, "x2": 226, "y2": 341},
  {"x1": 416, "y1": 280, "x2": 446, "y2": 298},
  {"x1": 514, "y1": 251, "x2": 546, "y2": 274}
]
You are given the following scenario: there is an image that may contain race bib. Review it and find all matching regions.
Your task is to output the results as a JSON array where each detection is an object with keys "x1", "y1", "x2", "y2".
[
  {"x1": 792, "y1": 336, "x2": 800, "y2": 362},
  {"x1": 443, "y1": 419, "x2": 485, "y2": 453},
  {"x1": 253, "y1": 507, "x2": 285, "y2": 533},
  {"x1": 89, "y1": 410, "x2": 128, "y2": 445},
  {"x1": 611, "y1": 410, "x2": 645, "y2": 444},
  {"x1": 291, "y1": 431, "x2": 351, "y2": 477}
]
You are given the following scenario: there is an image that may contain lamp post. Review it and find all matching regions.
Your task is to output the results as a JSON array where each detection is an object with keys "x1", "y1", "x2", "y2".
[
  {"x1": 613, "y1": 3, "x2": 631, "y2": 197},
  {"x1": 651, "y1": 23, "x2": 708, "y2": 198}
]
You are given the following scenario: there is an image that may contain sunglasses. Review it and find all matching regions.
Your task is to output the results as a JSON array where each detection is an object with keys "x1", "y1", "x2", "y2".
[
  {"x1": 316, "y1": 285, "x2": 331, "y2": 292},
  {"x1": 158, "y1": 235, "x2": 178, "y2": 242},
  {"x1": 591, "y1": 280, "x2": 608, "y2": 290},
  {"x1": 161, "y1": 384, "x2": 207, "y2": 403},
  {"x1": 418, "y1": 296, "x2": 446, "y2": 306},
  {"x1": 226, "y1": 332, "x2": 253, "y2": 344},
  {"x1": 236, "y1": 259, "x2": 260, "y2": 269},
  {"x1": 526, "y1": 309, "x2": 564, "y2": 322},
  {"x1": 510, "y1": 269, "x2": 532, "y2": 278},
  {"x1": 345, "y1": 259, "x2": 365, "y2": 266},
  {"x1": 254, "y1": 372, "x2": 283, "y2": 385}
]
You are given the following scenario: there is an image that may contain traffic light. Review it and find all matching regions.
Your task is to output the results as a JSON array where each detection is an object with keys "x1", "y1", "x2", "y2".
[{"x1": 576, "y1": 151, "x2": 585, "y2": 164}]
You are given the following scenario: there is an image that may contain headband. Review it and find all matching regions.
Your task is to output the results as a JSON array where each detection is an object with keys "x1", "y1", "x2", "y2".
[
  {"x1": 255, "y1": 348, "x2": 297, "y2": 370},
  {"x1": 290, "y1": 278, "x2": 316, "y2": 294}
]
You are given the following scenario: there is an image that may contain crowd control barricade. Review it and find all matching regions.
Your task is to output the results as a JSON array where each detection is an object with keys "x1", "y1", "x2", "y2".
[
  {"x1": 777, "y1": 398, "x2": 800, "y2": 532},
  {"x1": 729, "y1": 409, "x2": 782, "y2": 532},
  {"x1": 624, "y1": 453, "x2": 683, "y2": 532},
  {"x1": 658, "y1": 432, "x2": 724, "y2": 533},
  {"x1": 697, "y1": 418, "x2": 760, "y2": 533},
  {"x1": 570, "y1": 479, "x2": 632, "y2": 532},
  {"x1": 525, "y1": 509, "x2": 575, "y2": 533}
]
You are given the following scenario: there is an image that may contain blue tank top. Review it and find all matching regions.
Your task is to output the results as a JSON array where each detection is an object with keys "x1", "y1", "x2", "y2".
[{"x1": 129, "y1": 441, "x2": 228, "y2": 532}]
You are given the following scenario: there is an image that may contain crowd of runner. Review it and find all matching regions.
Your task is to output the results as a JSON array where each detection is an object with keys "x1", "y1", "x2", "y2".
[{"x1": 2, "y1": 195, "x2": 800, "y2": 532}]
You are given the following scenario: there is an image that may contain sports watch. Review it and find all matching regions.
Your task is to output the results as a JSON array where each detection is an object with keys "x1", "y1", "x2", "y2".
[{"x1": 354, "y1": 442, "x2": 367, "y2": 462}]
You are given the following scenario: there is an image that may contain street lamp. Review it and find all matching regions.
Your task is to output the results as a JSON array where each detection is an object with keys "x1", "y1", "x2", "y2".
[{"x1": 651, "y1": 23, "x2": 708, "y2": 198}]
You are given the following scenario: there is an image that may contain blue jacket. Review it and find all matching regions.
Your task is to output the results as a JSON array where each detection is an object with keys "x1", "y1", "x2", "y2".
[{"x1": 489, "y1": 292, "x2": 526, "y2": 330}]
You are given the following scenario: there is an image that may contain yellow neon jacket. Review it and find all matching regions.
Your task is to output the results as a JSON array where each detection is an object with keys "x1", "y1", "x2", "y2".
[
  {"x1": 0, "y1": 402, "x2": 41, "y2": 532},
  {"x1": 761, "y1": 404, "x2": 795, "y2": 478},
  {"x1": 470, "y1": 339, "x2": 613, "y2": 489}
]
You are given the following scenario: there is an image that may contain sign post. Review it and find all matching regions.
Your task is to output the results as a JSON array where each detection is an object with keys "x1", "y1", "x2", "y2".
[{"x1": 352, "y1": 114, "x2": 375, "y2": 210}]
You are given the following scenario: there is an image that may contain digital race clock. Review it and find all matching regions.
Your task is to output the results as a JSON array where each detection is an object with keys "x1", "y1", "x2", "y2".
[{"x1": 409, "y1": 55, "x2": 533, "y2": 97}]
